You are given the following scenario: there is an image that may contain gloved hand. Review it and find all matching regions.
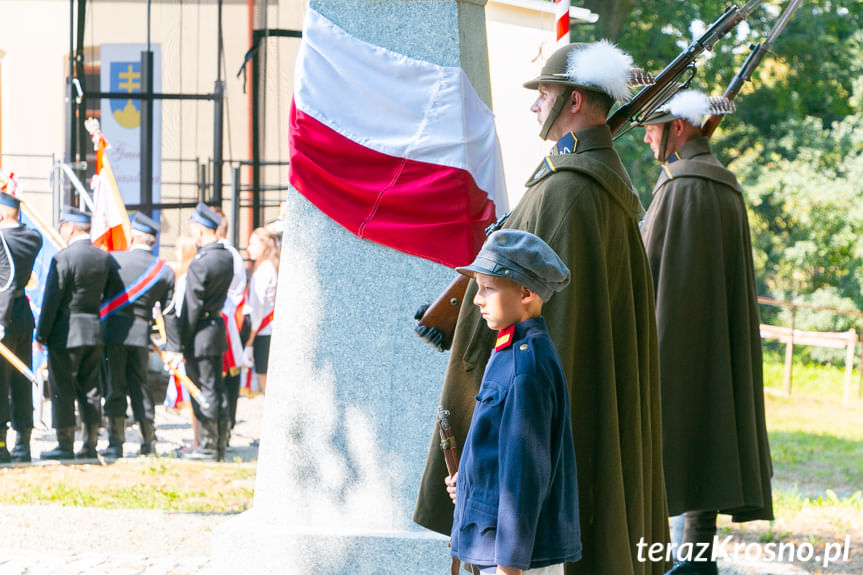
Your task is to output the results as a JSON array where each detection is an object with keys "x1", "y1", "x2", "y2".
[
  {"x1": 243, "y1": 346, "x2": 255, "y2": 368},
  {"x1": 162, "y1": 351, "x2": 183, "y2": 370},
  {"x1": 414, "y1": 325, "x2": 445, "y2": 352},
  {"x1": 0, "y1": 324, "x2": 5, "y2": 341},
  {"x1": 413, "y1": 304, "x2": 430, "y2": 321}
]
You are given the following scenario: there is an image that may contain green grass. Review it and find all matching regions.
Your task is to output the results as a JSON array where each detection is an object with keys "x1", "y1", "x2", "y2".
[
  {"x1": 0, "y1": 459, "x2": 256, "y2": 513},
  {"x1": 762, "y1": 349, "x2": 860, "y2": 400},
  {"x1": 761, "y1": 355, "x2": 863, "y2": 521}
]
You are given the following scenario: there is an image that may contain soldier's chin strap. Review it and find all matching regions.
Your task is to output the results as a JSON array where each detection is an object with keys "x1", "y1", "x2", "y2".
[
  {"x1": 658, "y1": 122, "x2": 671, "y2": 163},
  {"x1": 539, "y1": 86, "x2": 574, "y2": 140}
]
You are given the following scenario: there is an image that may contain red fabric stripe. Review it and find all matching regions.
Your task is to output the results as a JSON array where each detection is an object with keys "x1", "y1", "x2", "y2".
[
  {"x1": 289, "y1": 101, "x2": 496, "y2": 268},
  {"x1": 556, "y1": 15, "x2": 569, "y2": 41},
  {"x1": 100, "y1": 259, "x2": 165, "y2": 319},
  {"x1": 258, "y1": 310, "x2": 274, "y2": 333},
  {"x1": 222, "y1": 313, "x2": 236, "y2": 374}
]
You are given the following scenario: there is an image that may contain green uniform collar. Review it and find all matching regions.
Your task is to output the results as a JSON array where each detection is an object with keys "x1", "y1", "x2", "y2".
[
  {"x1": 655, "y1": 136, "x2": 743, "y2": 194},
  {"x1": 526, "y1": 124, "x2": 643, "y2": 219}
]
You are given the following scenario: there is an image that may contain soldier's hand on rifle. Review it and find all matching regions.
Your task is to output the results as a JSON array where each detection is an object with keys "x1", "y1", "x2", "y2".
[
  {"x1": 444, "y1": 471, "x2": 458, "y2": 504},
  {"x1": 414, "y1": 304, "x2": 430, "y2": 321},
  {"x1": 415, "y1": 324, "x2": 445, "y2": 352}
]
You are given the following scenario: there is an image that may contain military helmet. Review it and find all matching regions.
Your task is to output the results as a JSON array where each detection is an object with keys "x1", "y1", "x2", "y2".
[
  {"x1": 524, "y1": 41, "x2": 633, "y2": 103},
  {"x1": 643, "y1": 89, "x2": 736, "y2": 126}
]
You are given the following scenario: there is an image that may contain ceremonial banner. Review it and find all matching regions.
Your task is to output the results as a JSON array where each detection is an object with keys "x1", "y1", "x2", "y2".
[
  {"x1": 89, "y1": 124, "x2": 132, "y2": 251},
  {"x1": 289, "y1": 8, "x2": 507, "y2": 269},
  {"x1": 21, "y1": 211, "x2": 60, "y2": 373},
  {"x1": 99, "y1": 44, "x2": 162, "y2": 206}
]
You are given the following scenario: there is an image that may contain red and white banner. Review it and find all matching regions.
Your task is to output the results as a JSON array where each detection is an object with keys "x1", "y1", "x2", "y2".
[
  {"x1": 289, "y1": 8, "x2": 507, "y2": 269},
  {"x1": 90, "y1": 128, "x2": 131, "y2": 251}
]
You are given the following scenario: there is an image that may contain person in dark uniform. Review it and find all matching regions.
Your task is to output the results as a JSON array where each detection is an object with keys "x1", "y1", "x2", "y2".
[
  {"x1": 165, "y1": 203, "x2": 234, "y2": 461},
  {"x1": 212, "y1": 207, "x2": 246, "y2": 445},
  {"x1": 0, "y1": 190, "x2": 43, "y2": 463},
  {"x1": 100, "y1": 213, "x2": 175, "y2": 458},
  {"x1": 37, "y1": 207, "x2": 112, "y2": 460}
]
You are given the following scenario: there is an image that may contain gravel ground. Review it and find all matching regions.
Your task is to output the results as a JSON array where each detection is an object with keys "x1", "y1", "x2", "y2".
[{"x1": 0, "y1": 395, "x2": 265, "y2": 575}]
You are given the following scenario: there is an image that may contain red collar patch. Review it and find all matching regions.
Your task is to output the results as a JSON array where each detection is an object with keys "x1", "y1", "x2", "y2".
[{"x1": 495, "y1": 325, "x2": 515, "y2": 351}]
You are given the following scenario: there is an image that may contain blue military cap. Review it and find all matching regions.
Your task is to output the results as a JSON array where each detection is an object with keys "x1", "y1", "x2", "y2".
[
  {"x1": 59, "y1": 205, "x2": 91, "y2": 224},
  {"x1": 0, "y1": 190, "x2": 20, "y2": 209},
  {"x1": 189, "y1": 202, "x2": 221, "y2": 230},
  {"x1": 131, "y1": 212, "x2": 160, "y2": 235},
  {"x1": 457, "y1": 230, "x2": 570, "y2": 302}
]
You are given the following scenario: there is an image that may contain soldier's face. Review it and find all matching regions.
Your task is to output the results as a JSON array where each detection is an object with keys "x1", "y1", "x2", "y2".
[
  {"x1": 473, "y1": 273, "x2": 529, "y2": 331},
  {"x1": 642, "y1": 124, "x2": 666, "y2": 160},
  {"x1": 531, "y1": 83, "x2": 563, "y2": 137}
]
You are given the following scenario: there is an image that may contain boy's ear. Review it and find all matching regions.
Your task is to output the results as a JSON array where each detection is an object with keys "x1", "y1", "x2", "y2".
[{"x1": 521, "y1": 285, "x2": 537, "y2": 303}]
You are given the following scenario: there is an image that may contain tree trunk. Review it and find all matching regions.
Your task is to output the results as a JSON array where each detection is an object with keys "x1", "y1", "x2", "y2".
[{"x1": 582, "y1": 0, "x2": 638, "y2": 42}]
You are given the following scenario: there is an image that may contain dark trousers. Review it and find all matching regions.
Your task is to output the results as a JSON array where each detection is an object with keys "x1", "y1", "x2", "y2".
[
  {"x1": 185, "y1": 355, "x2": 227, "y2": 424},
  {"x1": 104, "y1": 344, "x2": 154, "y2": 422},
  {"x1": 225, "y1": 370, "x2": 241, "y2": 428},
  {"x1": 0, "y1": 330, "x2": 34, "y2": 430},
  {"x1": 48, "y1": 345, "x2": 103, "y2": 428}
]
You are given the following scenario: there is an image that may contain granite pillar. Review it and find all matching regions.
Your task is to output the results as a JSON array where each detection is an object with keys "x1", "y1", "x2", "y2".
[{"x1": 212, "y1": 1, "x2": 492, "y2": 573}]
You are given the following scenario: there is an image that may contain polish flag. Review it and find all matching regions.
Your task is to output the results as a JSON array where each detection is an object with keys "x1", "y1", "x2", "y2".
[
  {"x1": 89, "y1": 124, "x2": 131, "y2": 251},
  {"x1": 289, "y1": 8, "x2": 508, "y2": 269}
]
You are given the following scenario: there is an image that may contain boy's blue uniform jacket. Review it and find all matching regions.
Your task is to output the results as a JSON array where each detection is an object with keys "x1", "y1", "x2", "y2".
[{"x1": 451, "y1": 316, "x2": 581, "y2": 570}]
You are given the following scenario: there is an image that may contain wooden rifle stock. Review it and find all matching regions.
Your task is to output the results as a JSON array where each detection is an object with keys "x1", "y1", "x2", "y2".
[
  {"x1": 607, "y1": 0, "x2": 763, "y2": 138},
  {"x1": 417, "y1": 275, "x2": 469, "y2": 351},
  {"x1": 702, "y1": 0, "x2": 802, "y2": 138}
]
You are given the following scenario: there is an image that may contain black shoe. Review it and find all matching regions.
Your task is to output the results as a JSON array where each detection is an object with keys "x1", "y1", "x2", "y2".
[
  {"x1": 10, "y1": 427, "x2": 32, "y2": 463},
  {"x1": 0, "y1": 428, "x2": 10, "y2": 463},
  {"x1": 75, "y1": 424, "x2": 100, "y2": 459},
  {"x1": 99, "y1": 445, "x2": 123, "y2": 459},
  {"x1": 138, "y1": 420, "x2": 156, "y2": 456},
  {"x1": 180, "y1": 420, "x2": 219, "y2": 461},
  {"x1": 41, "y1": 427, "x2": 76, "y2": 460},
  {"x1": 41, "y1": 445, "x2": 75, "y2": 460},
  {"x1": 100, "y1": 417, "x2": 125, "y2": 458}
]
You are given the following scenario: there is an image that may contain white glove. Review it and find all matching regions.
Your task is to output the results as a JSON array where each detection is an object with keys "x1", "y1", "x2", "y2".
[
  {"x1": 243, "y1": 346, "x2": 255, "y2": 368},
  {"x1": 163, "y1": 351, "x2": 183, "y2": 370},
  {"x1": 0, "y1": 325, "x2": 5, "y2": 341}
]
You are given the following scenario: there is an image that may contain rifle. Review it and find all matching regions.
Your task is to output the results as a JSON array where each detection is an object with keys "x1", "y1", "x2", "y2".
[
  {"x1": 701, "y1": 0, "x2": 803, "y2": 138},
  {"x1": 414, "y1": 212, "x2": 511, "y2": 351},
  {"x1": 608, "y1": 0, "x2": 764, "y2": 139},
  {"x1": 438, "y1": 406, "x2": 460, "y2": 478}
]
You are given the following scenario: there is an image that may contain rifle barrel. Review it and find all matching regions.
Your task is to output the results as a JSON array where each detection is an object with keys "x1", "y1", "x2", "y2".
[{"x1": 608, "y1": 1, "x2": 761, "y2": 135}]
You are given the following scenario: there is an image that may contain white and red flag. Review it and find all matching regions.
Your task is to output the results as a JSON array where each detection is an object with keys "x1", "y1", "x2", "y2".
[
  {"x1": 289, "y1": 8, "x2": 508, "y2": 268},
  {"x1": 87, "y1": 120, "x2": 131, "y2": 251}
]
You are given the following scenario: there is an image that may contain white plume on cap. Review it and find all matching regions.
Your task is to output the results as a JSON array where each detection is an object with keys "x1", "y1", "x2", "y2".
[
  {"x1": 665, "y1": 90, "x2": 712, "y2": 125},
  {"x1": 566, "y1": 40, "x2": 634, "y2": 103}
]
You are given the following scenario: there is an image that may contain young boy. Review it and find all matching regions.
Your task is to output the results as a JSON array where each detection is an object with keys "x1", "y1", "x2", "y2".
[{"x1": 445, "y1": 229, "x2": 581, "y2": 575}]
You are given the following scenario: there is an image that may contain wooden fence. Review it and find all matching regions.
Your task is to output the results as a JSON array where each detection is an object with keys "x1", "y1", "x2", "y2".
[{"x1": 759, "y1": 297, "x2": 863, "y2": 404}]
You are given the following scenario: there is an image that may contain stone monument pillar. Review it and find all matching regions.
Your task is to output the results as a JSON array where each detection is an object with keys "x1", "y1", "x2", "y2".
[{"x1": 212, "y1": 1, "x2": 493, "y2": 573}]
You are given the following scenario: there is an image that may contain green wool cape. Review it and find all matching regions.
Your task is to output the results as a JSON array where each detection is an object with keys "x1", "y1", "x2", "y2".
[
  {"x1": 414, "y1": 125, "x2": 670, "y2": 575},
  {"x1": 640, "y1": 136, "x2": 773, "y2": 522}
]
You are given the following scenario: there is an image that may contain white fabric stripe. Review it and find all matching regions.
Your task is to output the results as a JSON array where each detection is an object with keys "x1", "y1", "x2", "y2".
[{"x1": 294, "y1": 8, "x2": 508, "y2": 213}]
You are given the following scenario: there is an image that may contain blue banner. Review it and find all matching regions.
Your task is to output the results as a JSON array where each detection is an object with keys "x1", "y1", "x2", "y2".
[{"x1": 21, "y1": 212, "x2": 60, "y2": 372}]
